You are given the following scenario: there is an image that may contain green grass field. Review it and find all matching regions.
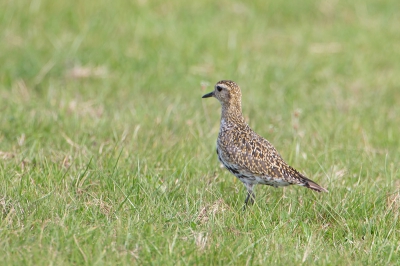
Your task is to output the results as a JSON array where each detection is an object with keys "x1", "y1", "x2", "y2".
[{"x1": 1, "y1": 0, "x2": 400, "y2": 265}]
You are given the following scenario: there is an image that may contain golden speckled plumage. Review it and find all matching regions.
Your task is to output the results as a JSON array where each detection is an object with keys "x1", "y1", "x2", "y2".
[{"x1": 202, "y1": 80, "x2": 328, "y2": 206}]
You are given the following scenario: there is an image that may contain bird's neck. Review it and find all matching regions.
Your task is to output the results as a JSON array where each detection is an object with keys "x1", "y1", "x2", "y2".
[{"x1": 220, "y1": 103, "x2": 246, "y2": 126}]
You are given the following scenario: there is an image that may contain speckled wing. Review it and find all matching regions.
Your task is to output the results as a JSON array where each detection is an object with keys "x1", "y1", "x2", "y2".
[
  {"x1": 221, "y1": 128, "x2": 304, "y2": 184},
  {"x1": 227, "y1": 132, "x2": 285, "y2": 175},
  {"x1": 223, "y1": 130, "x2": 327, "y2": 191}
]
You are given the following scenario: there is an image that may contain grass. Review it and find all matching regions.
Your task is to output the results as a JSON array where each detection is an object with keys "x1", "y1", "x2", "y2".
[{"x1": 1, "y1": 0, "x2": 400, "y2": 264}]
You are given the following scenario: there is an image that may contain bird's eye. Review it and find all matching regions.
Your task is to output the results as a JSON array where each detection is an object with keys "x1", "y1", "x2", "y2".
[{"x1": 216, "y1": 85, "x2": 223, "y2": 92}]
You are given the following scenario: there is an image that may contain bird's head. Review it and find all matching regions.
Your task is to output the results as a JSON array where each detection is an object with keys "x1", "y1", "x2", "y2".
[{"x1": 202, "y1": 80, "x2": 242, "y2": 107}]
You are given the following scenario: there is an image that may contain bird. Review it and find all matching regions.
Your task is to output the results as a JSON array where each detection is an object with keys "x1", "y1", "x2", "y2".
[{"x1": 202, "y1": 80, "x2": 328, "y2": 206}]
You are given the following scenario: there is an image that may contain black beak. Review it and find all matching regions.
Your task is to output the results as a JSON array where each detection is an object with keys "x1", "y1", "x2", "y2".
[{"x1": 202, "y1": 91, "x2": 214, "y2": 98}]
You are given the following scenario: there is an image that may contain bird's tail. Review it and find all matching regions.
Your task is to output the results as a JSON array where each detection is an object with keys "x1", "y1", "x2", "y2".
[{"x1": 302, "y1": 176, "x2": 328, "y2": 192}]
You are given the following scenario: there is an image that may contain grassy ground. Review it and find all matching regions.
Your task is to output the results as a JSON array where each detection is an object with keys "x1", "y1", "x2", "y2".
[{"x1": 1, "y1": 0, "x2": 400, "y2": 265}]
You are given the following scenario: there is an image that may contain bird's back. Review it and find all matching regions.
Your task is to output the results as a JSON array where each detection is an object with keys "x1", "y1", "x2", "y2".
[{"x1": 217, "y1": 121, "x2": 327, "y2": 191}]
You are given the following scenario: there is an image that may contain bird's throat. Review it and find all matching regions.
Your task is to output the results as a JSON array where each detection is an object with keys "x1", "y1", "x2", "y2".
[{"x1": 221, "y1": 104, "x2": 245, "y2": 125}]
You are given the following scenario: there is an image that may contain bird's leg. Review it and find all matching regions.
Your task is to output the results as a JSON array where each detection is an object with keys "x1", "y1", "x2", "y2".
[
  {"x1": 243, "y1": 183, "x2": 255, "y2": 210},
  {"x1": 244, "y1": 190, "x2": 255, "y2": 205}
]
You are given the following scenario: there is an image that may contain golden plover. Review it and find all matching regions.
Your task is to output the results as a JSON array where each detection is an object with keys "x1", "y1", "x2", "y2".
[{"x1": 202, "y1": 80, "x2": 328, "y2": 206}]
